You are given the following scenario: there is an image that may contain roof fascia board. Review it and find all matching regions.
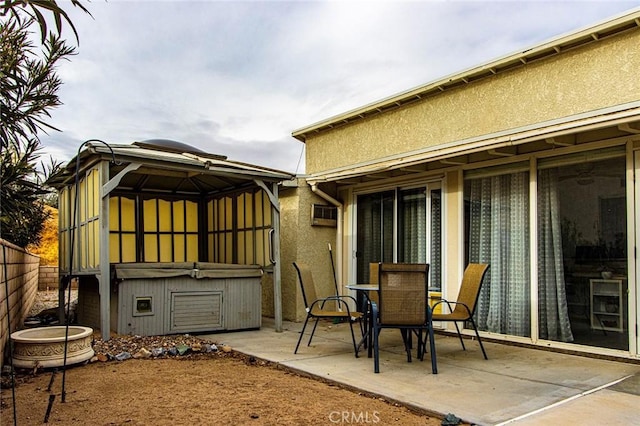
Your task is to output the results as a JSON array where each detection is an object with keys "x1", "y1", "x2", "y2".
[
  {"x1": 205, "y1": 165, "x2": 292, "y2": 181},
  {"x1": 306, "y1": 101, "x2": 640, "y2": 183},
  {"x1": 89, "y1": 144, "x2": 204, "y2": 168},
  {"x1": 292, "y1": 8, "x2": 640, "y2": 141}
]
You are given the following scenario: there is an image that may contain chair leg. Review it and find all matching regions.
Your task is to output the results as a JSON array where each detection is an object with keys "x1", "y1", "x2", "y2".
[
  {"x1": 373, "y1": 327, "x2": 380, "y2": 373},
  {"x1": 453, "y1": 321, "x2": 466, "y2": 351},
  {"x1": 468, "y1": 317, "x2": 488, "y2": 360},
  {"x1": 419, "y1": 329, "x2": 427, "y2": 361},
  {"x1": 400, "y1": 329, "x2": 412, "y2": 363},
  {"x1": 372, "y1": 303, "x2": 381, "y2": 373},
  {"x1": 367, "y1": 309, "x2": 375, "y2": 358},
  {"x1": 295, "y1": 315, "x2": 312, "y2": 354},
  {"x1": 307, "y1": 317, "x2": 321, "y2": 346},
  {"x1": 427, "y1": 322, "x2": 438, "y2": 374},
  {"x1": 348, "y1": 320, "x2": 359, "y2": 358},
  {"x1": 357, "y1": 317, "x2": 366, "y2": 347}
]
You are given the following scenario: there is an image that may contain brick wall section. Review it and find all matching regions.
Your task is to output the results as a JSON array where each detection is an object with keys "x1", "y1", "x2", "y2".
[
  {"x1": 38, "y1": 266, "x2": 60, "y2": 290},
  {"x1": 0, "y1": 239, "x2": 40, "y2": 368}
]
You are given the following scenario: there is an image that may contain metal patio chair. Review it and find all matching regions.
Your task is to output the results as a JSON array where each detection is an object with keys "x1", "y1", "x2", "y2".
[
  {"x1": 372, "y1": 263, "x2": 437, "y2": 374},
  {"x1": 293, "y1": 262, "x2": 364, "y2": 357},
  {"x1": 431, "y1": 263, "x2": 490, "y2": 359}
]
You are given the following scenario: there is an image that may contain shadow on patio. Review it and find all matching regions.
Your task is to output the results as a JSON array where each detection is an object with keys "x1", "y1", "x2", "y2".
[{"x1": 203, "y1": 317, "x2": 640, "y2": 426}]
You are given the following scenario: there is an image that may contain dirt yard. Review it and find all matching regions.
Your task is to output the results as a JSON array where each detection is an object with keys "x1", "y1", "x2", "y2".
[
  {"x1": 1, "y1": 349, "x2": 444, "y2": 425},
  {"x1": 2, "y1": 291, "x2": 451, "y2": 425}
]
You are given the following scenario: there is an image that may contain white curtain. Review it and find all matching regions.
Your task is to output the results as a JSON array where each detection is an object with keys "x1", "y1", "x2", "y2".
[
  {"x1": 469, "y1": 172, "x2": 530, "y2": 337},
  {"x1": 538, "y1": 169, "x2": 574, "y2": 342},
  {"x1": 400, "y1": 189, "x2": 426, "y2": 263}
]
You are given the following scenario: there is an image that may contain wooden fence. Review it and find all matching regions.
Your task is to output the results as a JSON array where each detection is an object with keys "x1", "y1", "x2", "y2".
[{"x1": 1, "y1": 239, "x2": 40, "y2": 368}]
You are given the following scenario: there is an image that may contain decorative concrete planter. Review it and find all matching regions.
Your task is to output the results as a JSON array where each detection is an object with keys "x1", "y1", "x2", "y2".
[{"x1": 11, "y1": 326, "x2": 94, "y2": 369}]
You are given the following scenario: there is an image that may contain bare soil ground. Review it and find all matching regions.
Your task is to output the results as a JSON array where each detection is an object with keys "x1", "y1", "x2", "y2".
[
  {"x1": 1, "y1": 350, "x2": 445, "y2": 426},
  {"x1": 1, "y1": 292, "x2": 447, "y2": 426}
]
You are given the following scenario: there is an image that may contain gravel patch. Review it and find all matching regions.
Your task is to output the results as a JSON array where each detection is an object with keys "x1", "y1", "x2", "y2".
[{"x1": 27, "y1": 290, "x2": 78, "y2": 318}]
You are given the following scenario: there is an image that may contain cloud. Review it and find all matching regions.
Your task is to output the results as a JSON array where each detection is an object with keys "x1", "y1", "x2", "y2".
[{"x1": 38, "y1": 0, "x2": 640, "y2": 174}]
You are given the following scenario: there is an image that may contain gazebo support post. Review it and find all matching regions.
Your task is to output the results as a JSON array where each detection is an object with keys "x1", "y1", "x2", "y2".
[{"x1": 255, "y1": 179, "x2": 283, "y2": 332}]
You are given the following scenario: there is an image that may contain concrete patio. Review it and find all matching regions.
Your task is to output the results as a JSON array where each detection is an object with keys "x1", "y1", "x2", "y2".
[{"x1": 204, "y1": 317, "x2": 640, "y2": 425}]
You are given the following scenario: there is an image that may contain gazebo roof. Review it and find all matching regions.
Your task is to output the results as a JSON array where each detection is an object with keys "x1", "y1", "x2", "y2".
[{"x1": 48, "y1": 140, "x2": 294, "y2": 195}]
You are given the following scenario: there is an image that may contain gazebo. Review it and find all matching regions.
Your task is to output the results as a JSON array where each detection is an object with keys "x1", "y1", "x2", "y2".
[{"x1": 47, "y1": 139, "x2": 294, "y2": 340}]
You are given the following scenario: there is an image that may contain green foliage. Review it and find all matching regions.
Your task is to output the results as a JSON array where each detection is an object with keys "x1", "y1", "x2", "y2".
[
  {"x1": 1, "y1": 16, "x2": 76, "y2": 149},
  {"x1": 1, "y1": 9, "x2": 77, "y2": 247},
  {"x1": 0, "y1": 139, "x2": 53, "y2": 247},
  {"x1": 0, "y1": 0, "x2": 91, "y2": 43}
]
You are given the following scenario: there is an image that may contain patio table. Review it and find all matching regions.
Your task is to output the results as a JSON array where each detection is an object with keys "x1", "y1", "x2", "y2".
[
  {"x1": 345, "y1": 283, "x2": 378, "y2": 357},
  {"x1": 346, "y1": 283, "x2": 439, "y2": 361}
]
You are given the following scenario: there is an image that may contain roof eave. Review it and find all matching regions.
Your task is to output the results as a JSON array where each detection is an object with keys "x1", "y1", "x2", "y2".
[{"x1": 47, "y1": 142, "x2": 294, "y2": 189}]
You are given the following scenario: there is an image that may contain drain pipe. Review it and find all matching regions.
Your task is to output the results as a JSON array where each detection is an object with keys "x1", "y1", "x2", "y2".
[{"x1": 310, "y1": 183, "x2": 344, "y2": 295}]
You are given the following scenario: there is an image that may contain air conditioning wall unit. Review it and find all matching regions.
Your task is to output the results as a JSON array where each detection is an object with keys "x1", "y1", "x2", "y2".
[{"x1": 311, "y1": 204, "x2": 337, "y2": 227}]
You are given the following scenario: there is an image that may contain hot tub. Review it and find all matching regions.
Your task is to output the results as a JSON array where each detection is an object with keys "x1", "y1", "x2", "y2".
[{"x1": 108, "y1": 262, "x2": 263, "y2": 336}]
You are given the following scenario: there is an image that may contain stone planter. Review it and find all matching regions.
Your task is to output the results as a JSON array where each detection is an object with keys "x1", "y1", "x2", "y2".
[{"x1": 11, "y1": 326, "x2": 94, "y2": 369}]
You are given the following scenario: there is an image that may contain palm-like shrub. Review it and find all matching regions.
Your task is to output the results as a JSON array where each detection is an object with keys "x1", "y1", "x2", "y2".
[{"x1": 1, "y1": 13, "x2": 76, "y2": 246}]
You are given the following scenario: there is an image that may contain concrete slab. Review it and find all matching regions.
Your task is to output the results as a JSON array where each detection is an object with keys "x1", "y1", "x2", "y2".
[
  {"x1": 503, "y1": 388, "x2": 639, "y2": 425},
  {"x1": 204, "y1": 318, "x2": 640, "y2": 426}
]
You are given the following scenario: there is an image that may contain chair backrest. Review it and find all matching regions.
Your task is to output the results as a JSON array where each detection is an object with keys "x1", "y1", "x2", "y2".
[
  {"x1": 453, "y1": 263, "x2": 490, "y2": 317},
  {"x1": 378, "y1": 263, "x2": 429, "y2": 325},
  {"x1": 293, "y1": 262, "x2": 318, "y2": 309},
  {"x1": 369, "y1": 263, "x2": 379, "y2": 285}
]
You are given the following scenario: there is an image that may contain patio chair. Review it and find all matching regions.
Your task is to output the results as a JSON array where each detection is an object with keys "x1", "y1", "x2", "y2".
[
  {"x1": 372, "y1": 263, "x2": 437, "y2": 374},
  {"x1": 430, "y1": 263, "x2": 490, "y2": 359},
  {"x1": 293, "y1": 262, "x2": 364, "y2": 357}
]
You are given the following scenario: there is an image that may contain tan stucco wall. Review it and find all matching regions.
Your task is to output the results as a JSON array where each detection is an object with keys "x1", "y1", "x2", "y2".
[
  {"x1": 275, "y1": 180, "x2": 339, "y2": 322},
  {"x1": 442, "y1": 170, "x2": 463, "y2": 313},
  {"x1": 305, "y1": 29, "x2": 640, "y2": 174},
  {"x1": 263, "y1": 184, "x2": 302, "y2": 320}
]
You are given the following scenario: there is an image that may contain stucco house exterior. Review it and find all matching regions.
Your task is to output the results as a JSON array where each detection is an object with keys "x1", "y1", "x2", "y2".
[{"x1": 286, "y1": 9, "x2": 640, "y2": 360}]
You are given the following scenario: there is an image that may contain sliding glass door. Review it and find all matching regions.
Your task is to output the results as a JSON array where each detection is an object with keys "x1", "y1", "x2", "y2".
[
  {"x1": 540, "y1": 151, "x2": 628, "y2": 350},
  {"x1": 356, "y1": 185, "x2": 442, "y2": 291},
  {"x1": 463, "y1": 147, "x2": 629, "y2": 351},
  {"x1": 465, "y1": 168, "x2": 532, "y2": 337},
  {"x1": 356, "y1": 190, "x2": 394, "y2": 283}
]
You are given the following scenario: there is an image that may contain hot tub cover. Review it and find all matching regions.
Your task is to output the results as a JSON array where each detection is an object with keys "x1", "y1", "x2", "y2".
[{"x1": 114, "y1": 262, "x2": 263, "y2": 279}]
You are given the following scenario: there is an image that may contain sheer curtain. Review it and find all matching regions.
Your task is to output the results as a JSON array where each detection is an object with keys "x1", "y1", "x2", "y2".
[
  {"x1": 430, "y1": 189, "x2": 442, "y2": 290},
  {"x1": 357, "y1": 195, "x2": 382, "y2": 283},
  {"x1": 538, "y1": 169, "x2": 574, "y2": 342},
  {"x1": 357, "y1": 192, "x2": 394, "y2": 283},
  {"x1": 468, "y1": 172, "x2": 530, "y2": 337},
  {"x1": 399, "y1": 189, "x2": 426, "y2": 263}
]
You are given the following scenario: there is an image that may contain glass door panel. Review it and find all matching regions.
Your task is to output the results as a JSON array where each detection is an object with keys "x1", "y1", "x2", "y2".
[
  {"x1": 356, "y1": 186, "x2": 442, "y2": 289},
  {"x1": 398, "y1": 188, "x2": 426, "y2": 263},
  {"x1": 541, "y1": 154, "x2": 628, "y2": 350},
  {"x1": 356, "y1": 190, "x2": 394, "y2": 285},
  {"x1": 465, "y1": 170, "x2": 531, "y2": 338}
]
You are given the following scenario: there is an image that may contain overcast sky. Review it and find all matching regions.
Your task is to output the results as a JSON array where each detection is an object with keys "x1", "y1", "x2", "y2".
[{"x1": 38, "y1": 0, "x2": 640, "y2": 174}]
